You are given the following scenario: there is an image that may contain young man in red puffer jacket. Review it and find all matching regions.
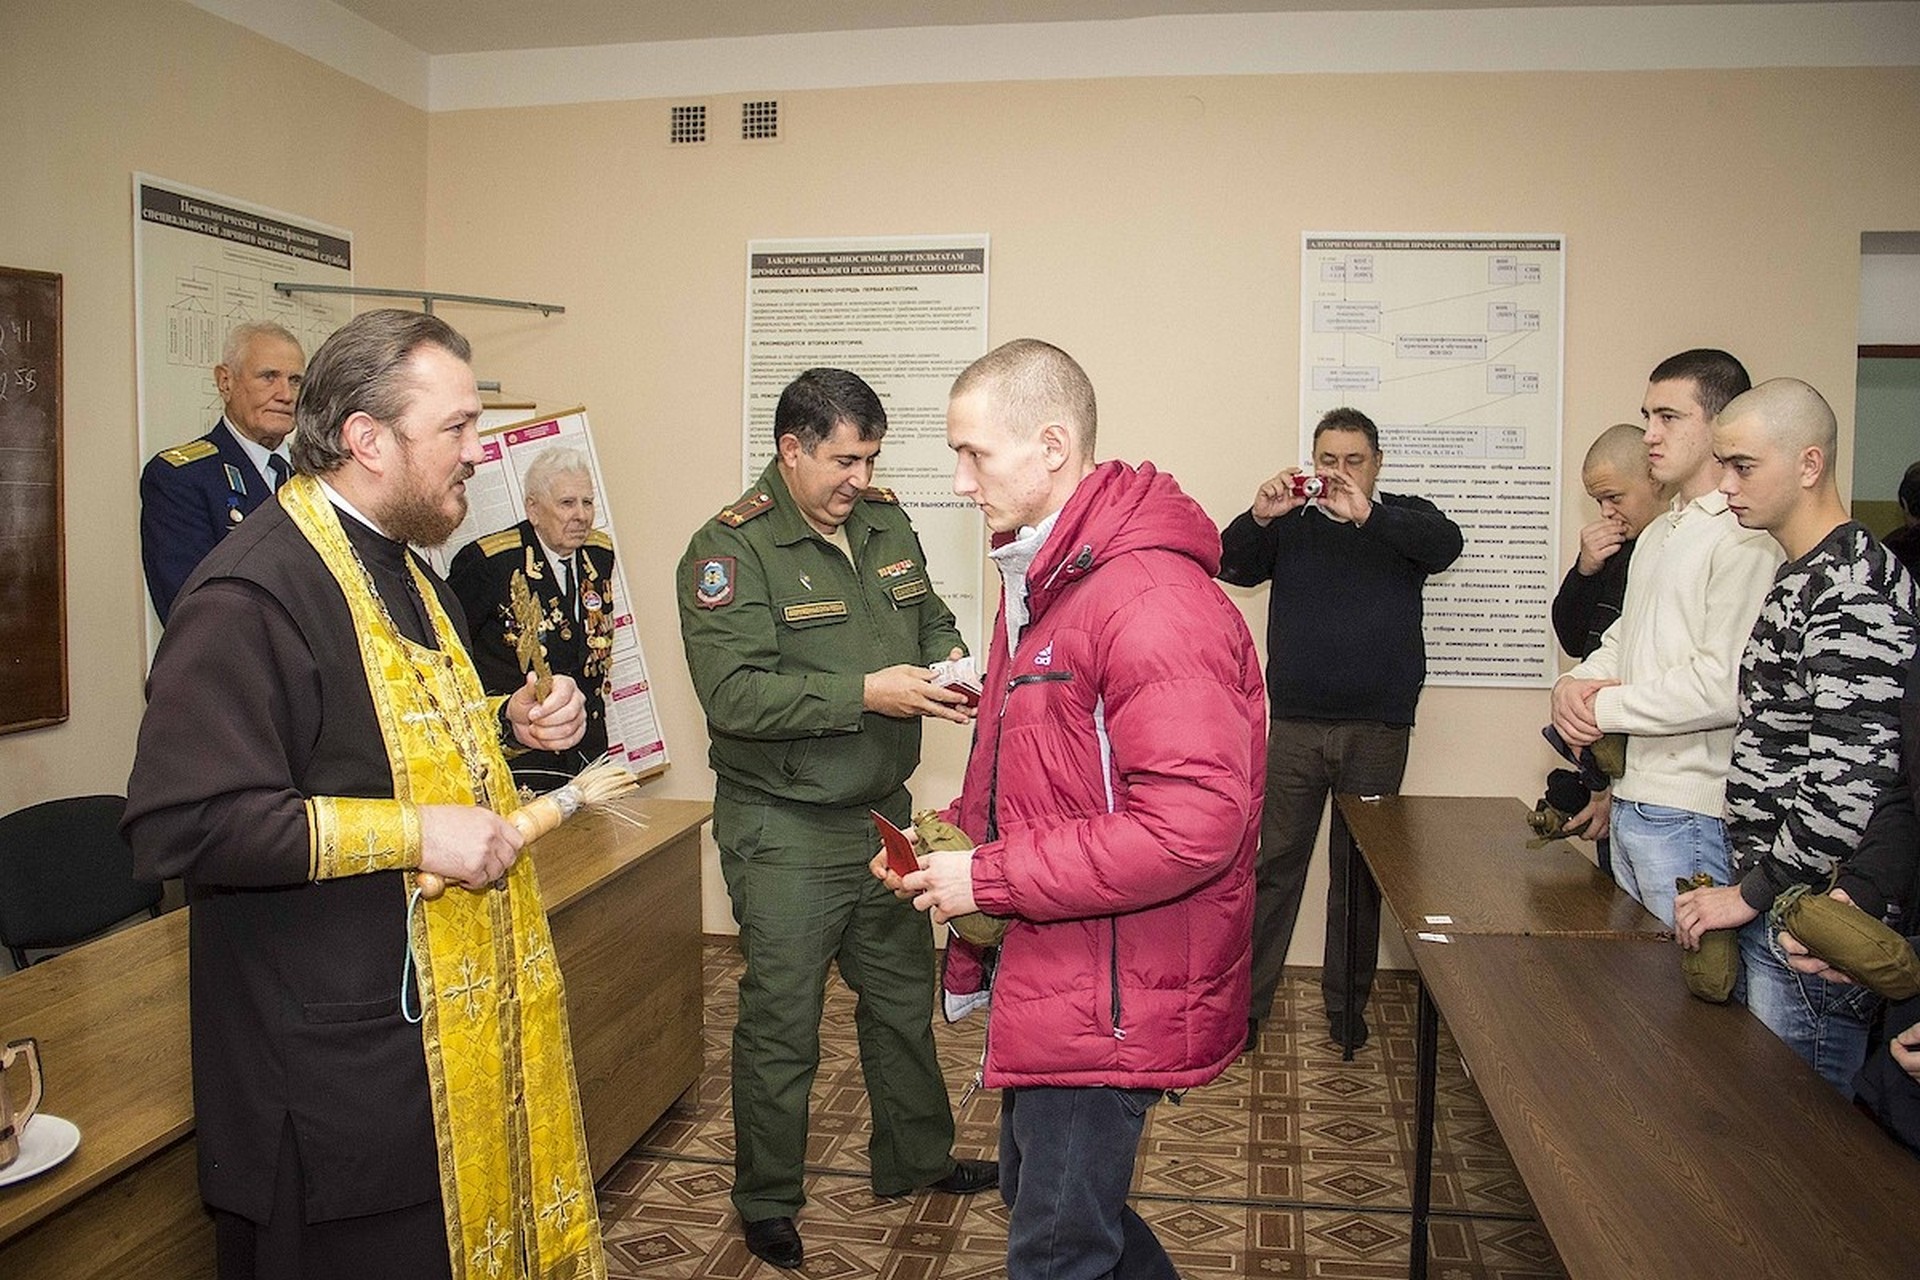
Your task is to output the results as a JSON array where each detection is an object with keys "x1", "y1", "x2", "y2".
[{"x1": 893, "y1": 339, "x2": 1265, "y2": 1280}]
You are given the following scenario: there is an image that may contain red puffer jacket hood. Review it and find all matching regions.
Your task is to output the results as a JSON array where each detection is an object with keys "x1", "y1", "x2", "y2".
[{"x1": 946, "y1": 459, "x2": 1265, "y2": 1091}]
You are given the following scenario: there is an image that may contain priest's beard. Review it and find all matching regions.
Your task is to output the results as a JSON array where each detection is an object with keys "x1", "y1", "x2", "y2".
[{"x1": 378, "y1": 444, "x2": 474, "y2": 548}]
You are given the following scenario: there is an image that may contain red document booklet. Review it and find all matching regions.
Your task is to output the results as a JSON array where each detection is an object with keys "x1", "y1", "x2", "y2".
[{"x1": 871, "y1": 810, "x2": 922, "y2": 878}]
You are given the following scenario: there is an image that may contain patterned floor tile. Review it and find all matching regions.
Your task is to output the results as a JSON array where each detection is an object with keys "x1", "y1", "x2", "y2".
[{"x1": 601, "y1": 943, "x2": 1566, "y2": 1278}]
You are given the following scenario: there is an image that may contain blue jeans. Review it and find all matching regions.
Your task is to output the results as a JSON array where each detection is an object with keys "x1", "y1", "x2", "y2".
[
  {"x1": 1739, "y1": 918, "x2": 1877, "y2": 1098},
  {"x1": 1609, "y1": 801, "x2": 1731, "y2": 929},
  {"x1": 1001, "y1": 1086, "x2": 1176, "y2": 1280}
]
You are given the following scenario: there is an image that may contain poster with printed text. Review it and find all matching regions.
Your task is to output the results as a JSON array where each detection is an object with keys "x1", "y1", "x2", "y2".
[
  {"x1": 425, "y1": 407, "x2": 669, "y2": 777},
  {"x1": 744, "y1": 235, "x2": 990, "y2": 653},
  {"x1": 134, "y1": 175, "x2": 351, "y2": 456},
  {"x1": 1300, "y1": 233, "x2": 1566, "y2": 686}
]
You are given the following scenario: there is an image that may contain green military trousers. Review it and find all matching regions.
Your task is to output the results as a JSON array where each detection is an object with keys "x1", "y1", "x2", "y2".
[{"x1": 714, "y1": 784, "x2": 957, "y2": 1221}]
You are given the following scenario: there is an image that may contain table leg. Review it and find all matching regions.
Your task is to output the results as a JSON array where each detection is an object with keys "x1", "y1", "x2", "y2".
[
  {"x1": 1410, "y1": 976, "x2": 1439, "y2": 1279},
  {"x1": 1336, "y1": 801, "x2": 1358, "y2": 1064}
]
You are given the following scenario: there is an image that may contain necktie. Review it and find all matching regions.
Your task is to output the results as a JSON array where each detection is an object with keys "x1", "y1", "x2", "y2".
[{"x1": 268, "y1": 454, "x2": 292, "y2": 491}]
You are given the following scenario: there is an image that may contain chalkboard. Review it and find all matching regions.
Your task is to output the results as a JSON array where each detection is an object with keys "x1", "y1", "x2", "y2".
[{"x1": 0, "y1": 266, "x2": 66, "y2": 735}]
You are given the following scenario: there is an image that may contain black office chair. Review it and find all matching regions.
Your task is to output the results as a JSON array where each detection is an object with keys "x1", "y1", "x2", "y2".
[{"x1": 0, "y1": 795, "x2": 163, "y2": 968}]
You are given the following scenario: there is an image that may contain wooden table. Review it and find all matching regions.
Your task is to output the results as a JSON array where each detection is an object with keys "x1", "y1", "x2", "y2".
[
  {"x1": 1336, "y1": 793, "x2": 1669, "y2": 940},
  {"x1": 1334, "y1": 794, "x2": 1669, "y2": 1277},
  {"x1": 1412, "y1": 933, "x2": 1920, "y2": 1278},
  {"x1": 0, "y1": 795, "x2": 709, "y2": 1278}
]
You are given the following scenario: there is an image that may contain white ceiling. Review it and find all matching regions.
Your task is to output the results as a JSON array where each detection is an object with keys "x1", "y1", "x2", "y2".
[
  {"x1": 186, "y1": 0, "x2": 1920, "y2": 112},
  {"x1": 331, "y1": 0, "x2": 1825, "y2": 55}
]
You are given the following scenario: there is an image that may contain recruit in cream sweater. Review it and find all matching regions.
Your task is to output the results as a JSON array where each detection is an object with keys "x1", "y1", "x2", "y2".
[{"x1": 1564, "y1": 489, "x2": 1781, "y2": 818}]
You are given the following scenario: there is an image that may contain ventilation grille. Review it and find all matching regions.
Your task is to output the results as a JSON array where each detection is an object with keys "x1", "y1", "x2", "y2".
[
  {"x1": 669, "y1": 103, "x2": 707, "y2": 145},
  {"x1": 741, "y1": 99, "x2": 780, "y2": 141}
]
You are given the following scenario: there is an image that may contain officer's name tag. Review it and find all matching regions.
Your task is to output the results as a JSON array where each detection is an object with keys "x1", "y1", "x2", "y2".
[
  {"x1": 889, "y1": 579, "x2": 929, "y2": 605},
  {"x1": 781, "y1": 600, "x2": 849, "y2": 624}
]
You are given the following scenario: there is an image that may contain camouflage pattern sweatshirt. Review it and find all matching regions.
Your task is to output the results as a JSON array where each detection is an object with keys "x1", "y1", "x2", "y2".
[{"x1": 1728, "y1": 522, "x2": 1920, "y2": 911}]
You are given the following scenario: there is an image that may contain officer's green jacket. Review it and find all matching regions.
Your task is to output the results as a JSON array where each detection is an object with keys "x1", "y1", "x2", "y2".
[{"x1": 679, "y1": 459, "x2": 964, "y2": 810}]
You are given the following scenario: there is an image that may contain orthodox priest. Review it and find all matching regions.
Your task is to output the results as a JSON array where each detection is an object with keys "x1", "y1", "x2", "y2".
[{"x1": 124, "y1": 309, "x2": 606, "y2": 1280}]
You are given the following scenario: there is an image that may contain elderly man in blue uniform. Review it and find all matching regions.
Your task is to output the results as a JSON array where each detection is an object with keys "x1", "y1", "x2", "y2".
[
  {"x1": 678, "y1": 367, "x2": 995, "y2": 1270},
  {"x1": 140, "y1": 320, "x2": 305, "y2": 622},
  {"x1": 450, "y1": 445, "x2": 618, "y2": 787}
]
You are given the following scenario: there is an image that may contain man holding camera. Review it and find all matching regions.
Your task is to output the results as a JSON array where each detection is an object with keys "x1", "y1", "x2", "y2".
[{"x1": 1220, "y1": 407, "x2": 1462, "y2": 1051}]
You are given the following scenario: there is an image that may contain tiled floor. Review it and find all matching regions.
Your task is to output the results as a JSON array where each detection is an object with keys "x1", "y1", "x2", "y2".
[{"x1": 597, "y1": 941, "x2": 1566, "y2": 1279}]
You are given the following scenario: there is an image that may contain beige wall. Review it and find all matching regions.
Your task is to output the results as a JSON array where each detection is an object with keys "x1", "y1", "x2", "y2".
[
  {"x1": 7, "y1": 12, "x2": 1917, "y2": 967},
  {"x1": 425, "y1": 67, "x2": 1920, "y2": 954},
  {"x1": 0, "y1": 0, "x2": 427, "y2": 812}
]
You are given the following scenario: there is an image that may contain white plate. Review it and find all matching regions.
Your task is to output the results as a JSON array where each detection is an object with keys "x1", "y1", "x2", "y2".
[{"x1": 0, "y1": 1114, "x2": 81, "y2": 1187}]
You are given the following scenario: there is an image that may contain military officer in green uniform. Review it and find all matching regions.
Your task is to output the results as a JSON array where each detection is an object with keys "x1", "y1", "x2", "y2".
[{"x1": 679, "y1": 367, "x2": 996, "y2": 1271}]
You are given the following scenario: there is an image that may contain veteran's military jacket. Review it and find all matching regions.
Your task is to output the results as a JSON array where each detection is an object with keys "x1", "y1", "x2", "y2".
[
  {"x1": 448, "y1": 519, "x2": 617, "y2": 781},
  {"x1": 140, "y1": 419, "x2": 277, "y2": 623},
  {"x1": 679, "y1": 459, "x2": 963, "y2": 809}
]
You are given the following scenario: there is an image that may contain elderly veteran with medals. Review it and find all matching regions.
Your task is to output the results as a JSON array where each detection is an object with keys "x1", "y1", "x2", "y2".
[
  {"x1": 677, "y1": 367, "x2": 995, "y2": 1271},
  {"x1": 451, "y1": 445, "x2": 618, "y2": 788},
  {"x1": 124, "y1": 310, "x2": 604, "y2": 1280}
]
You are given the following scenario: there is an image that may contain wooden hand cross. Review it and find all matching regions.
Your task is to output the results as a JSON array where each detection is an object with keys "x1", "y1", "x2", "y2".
[{"x1": 509, "y1": 569, "x2": 554, "y2": 702}]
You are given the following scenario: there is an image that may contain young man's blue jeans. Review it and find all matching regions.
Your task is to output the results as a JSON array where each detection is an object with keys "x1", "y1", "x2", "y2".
[
  {"x1": 1739, "y1": 917, "x2": 1877, "y2": 1097},
  {"x1": 1001, "y1": 1086, "x2": 1176, "y2": 1280},
  {"x1": 1609, "y1": 800, "x2": 1732, "y2": 928}
]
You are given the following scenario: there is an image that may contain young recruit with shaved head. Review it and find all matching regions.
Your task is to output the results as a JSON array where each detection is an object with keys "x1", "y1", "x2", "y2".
[
  {"x1": 1554, "y1": 423, "x2": 1673, "y2": 662},
  {"x1": 1549, "y1": 425, "x2": 1674, "y2": 859},
  {"x1": 1672, "y1": 378, "x2": 1920, "y2": 1094}
]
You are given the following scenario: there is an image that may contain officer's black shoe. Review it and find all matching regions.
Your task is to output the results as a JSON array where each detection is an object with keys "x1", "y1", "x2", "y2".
[
  {"x1": 1328, "y1": 1011, "x2": 1370, "y2": 1051},
  {"x1": 744, "y1": 1216, "x2": 804, "y2": 1270},
  {"x1": 924, "y1": 1157, "x2": 999, "y2": 1195}
]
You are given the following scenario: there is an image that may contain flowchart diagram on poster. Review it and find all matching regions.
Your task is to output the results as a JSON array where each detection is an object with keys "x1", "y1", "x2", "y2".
[
  {"x1": 1299, "y1": 234, "x2": 1566, "y2": 686},
  {"x1": 136, "y1": 176, "x2": 352, "y2": 452}
]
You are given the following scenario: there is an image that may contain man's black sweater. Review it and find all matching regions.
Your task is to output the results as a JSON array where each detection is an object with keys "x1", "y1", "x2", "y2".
[
  {"x1": 1219, "y1": 494, "x2": 1463, "y2": 726},
  {"x1": 1550, "y1": 543, "x2": 1633, "y2": 660}
]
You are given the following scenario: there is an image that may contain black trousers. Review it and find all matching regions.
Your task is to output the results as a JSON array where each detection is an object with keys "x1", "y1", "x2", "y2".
[
  {"x1": 213, "y1": 1120, "x2": 451, "y2": 1280},
  {"x1": 1247, "y1": 717, "x2": 1410, "y2": 1024}
]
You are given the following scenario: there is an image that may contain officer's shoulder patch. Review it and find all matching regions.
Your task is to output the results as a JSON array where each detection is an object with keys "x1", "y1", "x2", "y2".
[
  {"x1": 717, "y1": 490, "x2": 774, "y2": 527},
  {"x1": 158, "y1": 439, "x2": 218, "y2": 467},
  {"x1": 477, "y1": 529, "x2": 522, "y2": 556},
  {"x1": 693, "y1": 555, "x2": 736, "y2": 609},
  {"x1": 584, "y1": 529, "x2": 614, "y2": 551},
  {"x1": 860, "y1": 486, "x2": 900, "y2": 505}
]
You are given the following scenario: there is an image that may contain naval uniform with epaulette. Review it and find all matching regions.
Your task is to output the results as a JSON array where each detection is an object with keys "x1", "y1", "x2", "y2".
[
  {"x1": 140, "y1": 419, "x2": 287, "y2": 623},
  {"x1": 678, "y1": 458, "x2": 966, "y2": 1223},
  {"x1": 447, "y1": 519, "x2": 618, "y2": 788}
]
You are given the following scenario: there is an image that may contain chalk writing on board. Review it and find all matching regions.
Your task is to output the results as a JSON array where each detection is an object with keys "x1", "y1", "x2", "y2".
[{"x1": 0, "y1": 264, "x2": 67, "y2": 734}]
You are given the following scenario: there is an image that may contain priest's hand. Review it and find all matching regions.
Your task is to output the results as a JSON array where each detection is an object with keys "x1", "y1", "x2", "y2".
[
  {"x1": 420, "y1": 804, "x2": 525, "y2": 891},
  {"x1": 507, "y1": 671, "x2": 587, "y2": 752}
]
